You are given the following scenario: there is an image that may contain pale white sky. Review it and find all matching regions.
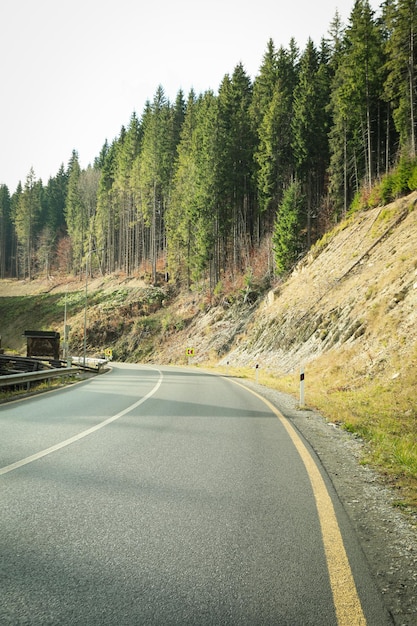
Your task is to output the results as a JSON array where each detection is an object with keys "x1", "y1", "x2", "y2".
[{"x1": 1, "y1": 0, "x2": 381, "y2": 193}]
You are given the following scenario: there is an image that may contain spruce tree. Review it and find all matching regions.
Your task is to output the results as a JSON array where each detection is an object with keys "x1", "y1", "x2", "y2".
[
  {"x1": 12, "y1": 168, "x2": 41, "y2": 279},
  {"x1": 254, "y1": 43, "x2": 299, "y2": 223},
  {"x1": 328, "y1": 0, "x2": 385, "y2": 210},
  {"x1": 96, "y1": 140, "x2": 118, "y2": 273},
  {"x1": 64, "y1": 153, "x2": 84, "y2": 274},
  {"x1": 166, "y1": 90, "x2": 198, "y2": 286},
  {"x1": 384, "y1": 0, "x2": 417, "y2": 155},
  {"x1": 0, "y1": 184, "x2": 11, "y2": 278},
  {"x1": 292, "y1": 38, "x2": 331, "y2": 246},
  {"x1": 272, "y1": 180, "x2": 305, "y2": 275}
]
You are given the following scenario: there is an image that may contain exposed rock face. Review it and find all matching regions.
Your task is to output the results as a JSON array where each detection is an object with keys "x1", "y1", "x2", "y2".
[{"x1": 209, "y1": 193, "x2": 417, "y2": 377}]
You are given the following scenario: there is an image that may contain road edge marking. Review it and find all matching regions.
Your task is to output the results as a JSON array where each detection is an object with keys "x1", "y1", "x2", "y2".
[
  {"x1": 229, "y1": 378, "x2": 366, "y2": 626},
  {"x1": 0, "y1": 368, "x2": 163, "y2": 476}
]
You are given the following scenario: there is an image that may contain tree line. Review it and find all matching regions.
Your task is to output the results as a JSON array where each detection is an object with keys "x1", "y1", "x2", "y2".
[{"x1": 1, "y1": 0, "x2": 416, "y2": 288}]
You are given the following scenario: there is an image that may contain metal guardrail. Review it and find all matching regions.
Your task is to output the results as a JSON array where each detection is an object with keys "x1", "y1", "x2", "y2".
[
  {"x1": 0, "y1": 367, "x2": 81, "y2": 390},
  {"x1": 71, "y1": 357, "x2": 108, "y2": 371}
]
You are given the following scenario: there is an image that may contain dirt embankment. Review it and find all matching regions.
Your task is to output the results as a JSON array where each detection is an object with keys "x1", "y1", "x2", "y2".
[{"x1": 222, "y1": 192, "x2": 417, "y2": 374}]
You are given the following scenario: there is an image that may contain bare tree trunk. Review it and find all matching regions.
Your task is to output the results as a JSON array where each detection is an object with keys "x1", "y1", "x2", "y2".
[
  {"x1": 152, "y1": 180, "x2": 157, "y2": 284},
  {"x1": 409, "y1": 21, "x2": 415, "y2": 156}
]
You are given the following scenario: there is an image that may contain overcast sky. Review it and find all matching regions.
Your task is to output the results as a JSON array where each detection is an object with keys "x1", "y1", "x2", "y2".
[{"x1": 1, "y1": 0, "x2": 381, "y2": 193}]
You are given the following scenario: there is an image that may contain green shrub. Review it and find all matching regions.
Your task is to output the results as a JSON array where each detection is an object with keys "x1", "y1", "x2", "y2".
[
  {"x1": 407, "y1": 162, "x2": 417, "y2": 191},
  {"x1": 391, "y1": 155, "x2": 414, "y2": 197},
  {"x1": 379, "y1": 173, "x2": 396, "y2": 204}
]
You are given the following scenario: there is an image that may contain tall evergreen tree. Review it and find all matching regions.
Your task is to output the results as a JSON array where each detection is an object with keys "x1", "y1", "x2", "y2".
[
  {"x1": 94, "y1": 139, "x2": 110, "y2": 170},
  {"x1": 172, "y1": 90, "x2": 186, "y2": 150},
  {"x1": 79, "y1": 165, "x2": 101, "y2": 268},
  {"x1": 64, "y1": 153, "x2": 85, "y2": 274},
  {"x1": 9, "y1": 183, "x2": 22, "y2": 277},
  {"x1": 384, "y1": 0, "x2": 417, "y2": 155},
  {"x1": 216, "y1": 64, "x2": 256, "y2": 275},
  {"x1": 250, "y1": 39, "x2": 279, "y2": 134},
  {"x1": 113, "y1": 112, "x2": 142, "y2": 274},
  {"x1": 328, "y1": 0, "x2": 385, "y2": 211},
  {"x1": 0, "y1": 185, "x2": 11, "y2": 278},
  {"x1": 254, "y1": 43, "x2": 299, "y2": 222},
  {"x1": 12, "y1": 168, "x2": 42, "y2": 279},
  {"x1": 327, "y1": 12, "x2": 350, "y2": 217},
  {"x1": 167, "y1": 90, "x2": 219, "y2": 286},
  {"x1": 134, "y1": 86, "x2": 180, "y2": 282},
  {"x1": 96, "y1": 139, "x2": 118, "y2": 273},
  {"x1": 191, "y1": 91, "x2": 220, "y2": 287},
  {"x1": 292, "y1": 38, "x2": 331, "y2": 245},
  {"x1": 43, "y1": 164, "x2": 68, "y2": 235},
  {"x1": 272, "y1": 180, "x2": 305, "y2": 274},
  {"x1": 166, "y1": 90, "x2": 199, "y2": 285}
]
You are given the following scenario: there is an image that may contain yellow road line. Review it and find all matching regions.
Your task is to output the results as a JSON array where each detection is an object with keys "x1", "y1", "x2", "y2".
[{"x1": 231, "y1": 380, "x2": 367, "y2": 626}]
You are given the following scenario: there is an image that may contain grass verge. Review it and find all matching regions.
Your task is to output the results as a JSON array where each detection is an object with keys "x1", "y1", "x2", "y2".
[{"x1": 211, "y1": 354, "x2": 417, "y2": 515}]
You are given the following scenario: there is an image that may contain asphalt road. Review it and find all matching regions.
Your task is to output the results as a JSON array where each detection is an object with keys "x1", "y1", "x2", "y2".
[{"x1": 0, "y1": 363, "x2": 393, "y2": 625}]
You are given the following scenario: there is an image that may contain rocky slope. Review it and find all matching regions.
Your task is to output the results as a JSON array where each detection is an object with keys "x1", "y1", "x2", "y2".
[
  {"x1": 154, "y1": 192, "x2": 417, "y2": 380},
  {"x1": 3, "y1": 191, "x2": 416, "y2": 375}
]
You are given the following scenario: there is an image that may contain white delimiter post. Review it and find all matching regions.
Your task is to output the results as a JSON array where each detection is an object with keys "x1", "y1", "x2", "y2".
[{"x1": 300, "y1": 366, "x2": 305, "y2": 407}]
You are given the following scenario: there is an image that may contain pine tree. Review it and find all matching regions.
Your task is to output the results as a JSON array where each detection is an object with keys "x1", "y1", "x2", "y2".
[
  {"x1": 172, "y1": 90, "x2": 186, "y2": 150},
  {"x1": 167, "y1": 89, "x2": 219, "y2": 286},
  {"x1": 328, "y1": 0, "x2": 385, "y2": 211},
  {"x1": 96, "y1": 139, "x2": 118, "y2": 273},
  {"x1": 0, "y1": 184, "x2": 11, "y2": 278},
  {"x1": 250, "y1": 39, "x2": 279, "y2": 134},
  {"x1": 273, "y1": 180, "x2": 305, "y2": 275},
  {"x1": 9, "y1": 183, "x2": 22, "y2": 277},
  {"x1": 384, "y1": 0, "x2": 417, "y2": 155},
  {"x1": 327, "y1": 11, "x2": 349, "y2": 217},
  {"x1": 43, "y1": 165, "x2": 68, "y2": 235},
  {"x1": 135, "y1": 87, "x2": 177, "y2": 282},
  {"x1": 292, "y1": 38, "x2": 331, "y2": 246},
  {"x1": 113, "y1": 112, "x2": 142, "y2": 274},
  {"x1": 79, "y1": 165, "x2": 101, "y2": 269},
  {"x1": 216, "y1": 64, "x2": 256, "y2": 277},
  {"x1": 166, "y1": 90, "x2": 198, "y2": 285},
  {"x1": 94, "y1": 139, "x2": 110, "y2": 170},
  {"x1": 254, "y1": 43, "x2": 299, "y2": 222},
  {"x1": 12, "y1": 168, "x2": 42, "y2": 279},
  {"x1": 64, "y1": 153, "x2": 84, "y2": 274}
]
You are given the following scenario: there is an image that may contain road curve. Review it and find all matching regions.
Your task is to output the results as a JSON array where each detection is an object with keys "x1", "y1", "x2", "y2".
[{"x1": 0, "y1": 363, "x2": 392, "y2": 625}]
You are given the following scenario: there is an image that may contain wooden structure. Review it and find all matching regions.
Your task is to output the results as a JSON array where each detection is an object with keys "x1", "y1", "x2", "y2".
[{"x1": 24, "y1": 330, "x2": 60, "y2": 361}]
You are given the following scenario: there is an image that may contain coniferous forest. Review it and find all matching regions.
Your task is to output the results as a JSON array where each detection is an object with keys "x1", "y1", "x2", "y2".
[{"x1": 1, "y1": 0, "x2": 417, "y2": 289}]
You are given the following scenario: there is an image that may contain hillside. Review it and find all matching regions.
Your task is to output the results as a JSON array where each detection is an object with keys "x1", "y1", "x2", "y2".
[
  {"x1": 157, "y1": 191, "x2": 417, "y2": 373},
  {"x1": 1, "y1": 191, "x2": 417, "y2": 511}
]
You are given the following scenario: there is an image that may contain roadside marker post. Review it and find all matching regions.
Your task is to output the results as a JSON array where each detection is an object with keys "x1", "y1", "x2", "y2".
[
  {"x1": 255, "y1": 363, "x2": 259, "y2": 384},
  {"x1": 186, "y1": 347, "x2": 195, "y2": 364},
  {"x1": 300, "y1": 366, "x2": 305, "y2": 407}
]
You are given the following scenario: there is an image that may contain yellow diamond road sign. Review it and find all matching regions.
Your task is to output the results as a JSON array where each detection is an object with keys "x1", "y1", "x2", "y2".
[{"x1": 186, "y1": 347, "x2": 195, "y2": 357}]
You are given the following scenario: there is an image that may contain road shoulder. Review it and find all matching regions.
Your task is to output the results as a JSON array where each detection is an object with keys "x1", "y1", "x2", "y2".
[{"x1": 239, "y1": 379, "x2": 417, "y2": 626}]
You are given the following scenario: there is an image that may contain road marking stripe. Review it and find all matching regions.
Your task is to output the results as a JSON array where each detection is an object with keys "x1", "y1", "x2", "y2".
[
  {"x1": 230, "y1": 380, "x2": 367, "y2": 626},
  {"x1": 0, "y1": 369, "x2": 163, "y2": 476}
]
